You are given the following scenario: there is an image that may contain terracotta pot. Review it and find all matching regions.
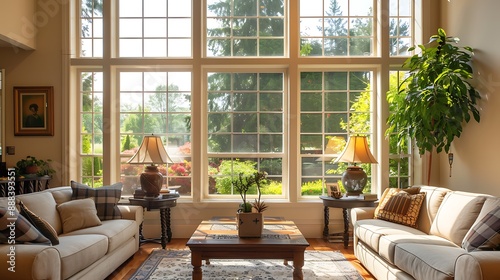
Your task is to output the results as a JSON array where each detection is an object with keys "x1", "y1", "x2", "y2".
[{"x1": 25, "y1": 165, "x2": 39, "y2": 174}]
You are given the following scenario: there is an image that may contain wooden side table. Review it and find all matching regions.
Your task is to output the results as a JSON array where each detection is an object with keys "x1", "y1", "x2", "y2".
[
  {"x1": 129, "y1": 193, "x2": 179, "y2": 249},
  {"x1": 320, "y1": 195, "x2": 378, "y2": 248}
]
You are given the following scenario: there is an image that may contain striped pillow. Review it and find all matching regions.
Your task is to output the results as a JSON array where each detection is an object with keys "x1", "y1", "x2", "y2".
[
  {"x1": 19, "y1": 201, "x2": 59, "y2": 245},
  {"x1": 376, "y1": 191, "x2": 426, "y2": 228},
  {"x1": 462, "y1": 206, "x2": 500, "y2": 252},
  {"x1": 0, "y1": 207, "x2": 51, "y2": 245},
  {"x1": 71, "y1": 181, "x2": 122, "y2": 220}
]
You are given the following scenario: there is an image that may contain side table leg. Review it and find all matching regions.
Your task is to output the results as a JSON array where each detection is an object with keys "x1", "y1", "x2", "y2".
[
  {"x1": 342, "y1": 208, "x2": 349, "y2": 248},
  {"x1": 166, "y1": 208, "x2": 172, "y2": 242},
  {"x1": 323, "y1": 206, "x2": 329, "y2": 240},
  {"x1": 160, "y1": 208, "x2": 167, "y2": 249}
]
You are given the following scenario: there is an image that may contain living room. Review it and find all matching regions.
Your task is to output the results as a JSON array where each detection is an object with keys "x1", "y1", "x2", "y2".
[{"x1": 0, "y1": 0, "x2": 499, "y2": 279}]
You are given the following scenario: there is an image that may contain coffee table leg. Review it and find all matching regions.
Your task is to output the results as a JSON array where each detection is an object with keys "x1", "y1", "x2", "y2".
[
  {"x1": 292, "y1": 252, "x2": 304, "y2": 280},
  {"x1": 191, "y1": 251, "x2": 202, "y2": 280}
]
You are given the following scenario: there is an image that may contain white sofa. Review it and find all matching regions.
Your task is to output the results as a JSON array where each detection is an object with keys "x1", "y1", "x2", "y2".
[
  {"x1": 351, "y1": 185, "x2": 500, "y2": 280},
  {"x1": 0, "y1": 186, "x2": 143, "y2": 280}
]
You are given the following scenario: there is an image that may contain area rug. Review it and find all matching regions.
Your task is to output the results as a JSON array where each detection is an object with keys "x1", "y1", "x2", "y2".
[{"x1": 129, "y1": 249, "x2": 363, "y2": 280}]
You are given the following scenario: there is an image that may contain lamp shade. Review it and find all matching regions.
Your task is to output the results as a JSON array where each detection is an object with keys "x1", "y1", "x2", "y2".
[
  {"x1": 335, "y1": 135, "x2": 377, "y2": 164},
  {"x1": 127, "y1": 135, "x2": 173, "y2": 165}
]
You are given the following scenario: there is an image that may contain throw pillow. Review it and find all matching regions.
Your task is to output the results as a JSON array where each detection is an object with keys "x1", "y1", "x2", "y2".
[
  {"x1": 376, "y1": 190, "x2": 426, "y2": 228},
  {"x1": 57, "y1": 198, "x2": 102, "y2": 233},
  {"x1": 0, "y1": 207, "x2": 51, "y2": 245},
  {"x1": 462, "y1": 206, "x2": 500, "y2": 252},
  {"x1": 18, "y1": 201, "x2": 59, "y2": 245},
  {"x1": 374, "y1": 187, "x2": 421, "y2": 217},
  {"x1": 71, "y1": 181, "x2": 122, "y2": 220}
]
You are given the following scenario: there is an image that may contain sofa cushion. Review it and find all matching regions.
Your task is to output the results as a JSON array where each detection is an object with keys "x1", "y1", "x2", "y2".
[
  {"x1": 430, "y1": 192, "x2": 486, "y2": 246},
  {"x1": 394, "y1": 243, "x2": 467, "y2": 280},
  {"x1": 64, "y1": 219, "x2": 137, "y2": 253},
  {"x1": 0, "y1": 207, "x2": 51, "y2": 245},
  {"x1": 379, "y1": 234, "x2": 458, "y2": 265},
  {"x1": 16, "y1": 191, "x2": 62, "y2": 234},
  {"x1": 71, "y1": 181, "x2": 122, "y2": 220},
  {"x1": 462, "y1": 206, "x2": 500, "y2": 252},
  {"x1": 57, "y1": 198, "x2": 102, "y2": 233},
  {"x1": 56, "y1": 234, "x2": 108, "y2": 279},
  {"x1": 18, "y1": 201, "x2": 59, "y2": 245},
  {"x1": 376, "y1": 190, "x2": 425, "y2": 228},
  {"x1": 414, "y1": 186, "x2": 451, "y2": 234},
  {"x1": 355, "y1": 219, "x2": 427, "y2": 253}
]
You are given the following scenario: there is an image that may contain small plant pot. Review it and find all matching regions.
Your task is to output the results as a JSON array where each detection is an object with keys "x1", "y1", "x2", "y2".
[
  {"x1": 25, "y1": 165, "x2": 39, "y2": 175},
  {"x1": 236, "y1": 212, "x2": 263, "y2": 238}
]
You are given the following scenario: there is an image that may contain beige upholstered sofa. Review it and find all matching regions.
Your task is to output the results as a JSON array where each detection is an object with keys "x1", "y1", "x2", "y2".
[
  {"x1": 351, "y1": 185, "x2": 500, "y2": 280},
  {"x1": 0, "y1": 186, "x2": 143, "y2": 280}
]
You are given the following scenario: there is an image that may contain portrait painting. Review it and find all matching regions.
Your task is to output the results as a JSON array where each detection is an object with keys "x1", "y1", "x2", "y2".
[{"x1": 14, "y1": 86, "x2": 54, "y2": 136}]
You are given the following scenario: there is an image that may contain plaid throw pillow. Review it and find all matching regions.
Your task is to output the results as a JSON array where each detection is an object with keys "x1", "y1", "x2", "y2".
[
  {"x1": 18, "y1": 201, "x2": 59, "y2": 245},
  {"x1": 376, "y1": 190, "x2": 426, "y2": 228},
  {"x1": 0, "y1": 207, "x2": 51, "y2": 245},
  {"x1": 71, "y1": 181, "x2": 122, "y2": 220},
  {"x1": 462, "y1": 206, "x2": 500, "y2": 252}
]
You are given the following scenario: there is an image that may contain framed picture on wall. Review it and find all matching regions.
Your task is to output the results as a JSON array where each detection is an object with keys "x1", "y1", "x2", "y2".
[{"x1": 14, "y1": 86, "x2": 54, "y2": 136}]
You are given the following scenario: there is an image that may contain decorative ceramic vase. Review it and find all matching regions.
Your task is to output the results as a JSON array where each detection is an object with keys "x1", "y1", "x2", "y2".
[{"x1": 236, "y1": 212, "x2": 263, "y2": 238}]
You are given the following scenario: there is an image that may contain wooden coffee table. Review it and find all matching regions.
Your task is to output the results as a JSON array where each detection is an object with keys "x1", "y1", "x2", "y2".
[{"x1": 186, "y1": 216, "x2": 309, "y2": 280}]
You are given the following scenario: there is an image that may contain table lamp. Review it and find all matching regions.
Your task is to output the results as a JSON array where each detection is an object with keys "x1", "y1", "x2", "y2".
[
  {"x1": 334, "y1": 135, "x2": 377, "y2": 196},
  {"x1": 128, "y1": 135, "x2": 173, "y2": 198}
]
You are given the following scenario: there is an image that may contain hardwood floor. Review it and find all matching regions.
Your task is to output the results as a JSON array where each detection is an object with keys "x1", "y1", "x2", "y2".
[{"x1": 106, "y1": 238, "x2": 375, "y2": 280}]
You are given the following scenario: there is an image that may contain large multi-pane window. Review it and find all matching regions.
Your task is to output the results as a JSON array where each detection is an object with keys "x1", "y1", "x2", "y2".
[
  {"x1": 388, "y1": 70, "x2": 412, "y2": 188},
  {"x1": 207, "y1": 72, "x2": 285, "y2": 196},
  {"x1": 300, "y1": 71, "x2": 374, "y2": 195},
  {"x1": 80, "y1": 72, "x2": 104, "y2": 187},
  {"x1": 69, "y1": 0, "x2": 422, "y2": 200},
  {"x1": 119, "y1": 71, "x2": 192, "y2": 194}
]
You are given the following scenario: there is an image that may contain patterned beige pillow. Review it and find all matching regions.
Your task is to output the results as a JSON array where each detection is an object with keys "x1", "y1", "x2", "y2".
[
  {"x1": 57, "y1": 198, "x2": 102, "y2": 233},
  {"x1": 376, "y1": 190, "x2": 426, "y2": 228}
]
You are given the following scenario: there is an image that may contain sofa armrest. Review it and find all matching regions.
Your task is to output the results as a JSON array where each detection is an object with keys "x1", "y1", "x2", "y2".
[
  {"x1": 455, "y1": 251, "x2": 500, "y2": 280},
  {"x1": 0, "y1": 245, "x2": 61, "y2": 280},
  {"x1": 351, "y1": 207, "x2": 376, "y2": 224},
  {"x1": 118, "y1": 205, "x2": 144, "y2": 223}
]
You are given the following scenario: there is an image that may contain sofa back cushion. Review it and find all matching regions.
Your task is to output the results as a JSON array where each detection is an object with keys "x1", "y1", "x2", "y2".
[
  {"x1": 16, "y1": 191, "x2": 63, "y2": 235},
  {"x1": 414, "y1": 186, "x2": 451, "y2": 234},
  {"x1": 430, "y1": 191, "x2": 487, "y2": 246}
]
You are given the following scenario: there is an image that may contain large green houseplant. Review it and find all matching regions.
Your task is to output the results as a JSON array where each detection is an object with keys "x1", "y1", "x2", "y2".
[{"x1": 386, "y1": 28, "x2": 480, "y2": 182}]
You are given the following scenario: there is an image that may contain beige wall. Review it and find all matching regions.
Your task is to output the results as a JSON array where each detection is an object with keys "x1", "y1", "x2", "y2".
[
  {"x1": 438, "y1": 0, "x2": 500, "y2": 196},
  {"x1": 0, "y1": 0, "x2": 36, "y2": 49},
  {"x1": 0, "y1": 0, "x2": 64, "y2": 187}
]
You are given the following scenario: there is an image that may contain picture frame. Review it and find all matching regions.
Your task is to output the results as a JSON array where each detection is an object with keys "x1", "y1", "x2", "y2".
[
  {"x1": 14, "y1": 86, "x2": 54, "y2": 136},
  {"x1": 326, "y1": 182, "x2": 342, "y2": 198}
]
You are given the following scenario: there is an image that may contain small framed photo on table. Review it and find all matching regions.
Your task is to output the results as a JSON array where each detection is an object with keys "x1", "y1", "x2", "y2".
[
  {"x1": 14, "y1": 86, "x2": 54, "y2": 136},
  {"x1": 326, "y1": 183, "x2": 343, "y2": 198}
]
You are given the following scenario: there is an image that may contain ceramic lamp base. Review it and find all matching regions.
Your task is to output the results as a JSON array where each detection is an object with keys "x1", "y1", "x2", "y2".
[
  {"x1": 342, "y1": 165, "x2": 367, "y2": 196},
  {"x1": 140, "y1": 165, "x2": 163, "y2": 198}
]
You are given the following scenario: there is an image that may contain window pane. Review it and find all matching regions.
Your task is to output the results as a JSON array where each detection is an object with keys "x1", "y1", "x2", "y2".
[
  {"x1": 118, "y1": 0, "x2": 192, "y2": 57},
  {"x1": 300, "y1": 0, "x2": 374, "y2": 57},
  {"x1": 206, "y1": 0, "x2": 285, "y2": 57}
]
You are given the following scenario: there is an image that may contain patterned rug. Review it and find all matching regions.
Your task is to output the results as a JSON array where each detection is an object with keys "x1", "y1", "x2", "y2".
[{"x1": 129, "y1": 249, "x2": 364, "y2": 280}]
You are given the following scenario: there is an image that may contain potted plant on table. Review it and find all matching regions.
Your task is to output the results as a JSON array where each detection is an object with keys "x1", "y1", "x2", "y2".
[
  {"x1": 234, "y1": 171, "x2": 268, "y2": 237},
  {"x1": 386, "y1": 28, "x2": 480, "y2": 184},
  {"x1": 15, "y1": 156, "x2": 55, "y2": 178}
]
